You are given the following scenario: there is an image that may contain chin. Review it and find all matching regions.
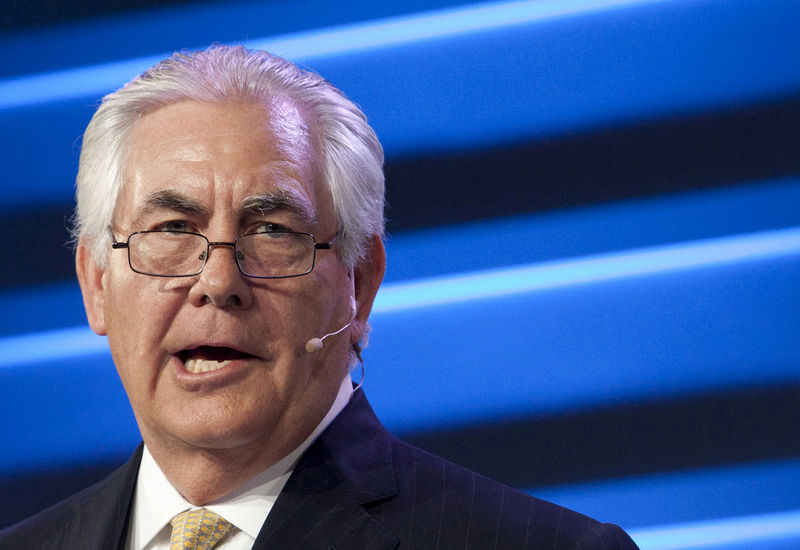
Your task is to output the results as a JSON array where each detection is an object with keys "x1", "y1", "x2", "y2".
[
  {"x1": 178, "y1": 424, "x2": 262, "y2": 450},
  {"x1": 155, "y1": 404, "x2": 276, "y2": 450}
]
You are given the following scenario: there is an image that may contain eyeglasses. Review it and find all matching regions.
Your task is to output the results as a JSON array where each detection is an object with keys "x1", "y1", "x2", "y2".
[{"x1": 109, "y1": 229, "x2": 336, "y2": 278}]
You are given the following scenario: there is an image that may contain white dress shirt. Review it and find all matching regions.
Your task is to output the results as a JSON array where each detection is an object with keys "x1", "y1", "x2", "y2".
[{"x1": 125, "y1": 374, "x2": 355, "y2": 550}]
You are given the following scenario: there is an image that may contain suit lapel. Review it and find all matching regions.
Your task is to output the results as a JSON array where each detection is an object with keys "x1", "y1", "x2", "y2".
[{"x1": 253, "y1": 391, "x2": 399, "y2": 550}]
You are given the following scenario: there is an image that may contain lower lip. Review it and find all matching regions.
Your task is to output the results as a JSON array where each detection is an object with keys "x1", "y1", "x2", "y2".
[{"x1": 171, "y1": 356, "x2": 252, "y2": 390}]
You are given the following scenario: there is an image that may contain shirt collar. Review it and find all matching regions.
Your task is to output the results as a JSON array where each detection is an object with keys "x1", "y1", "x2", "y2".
[{"x1": 128, "y1": 373, "x2": 355, "y2": 548}]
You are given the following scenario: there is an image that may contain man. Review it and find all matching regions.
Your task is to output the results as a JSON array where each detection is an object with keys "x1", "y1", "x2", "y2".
[{"x1": 0, "y1": 45, "x2": 638, "y2": 549}]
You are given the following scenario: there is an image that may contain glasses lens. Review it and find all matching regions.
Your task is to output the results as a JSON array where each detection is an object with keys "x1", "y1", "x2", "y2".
[
  {"x1": 129, "y1": 232, "x2": 208, "y2": 276},
  {"x1": 236, "y1": 232, "x2": 315, "y2": 277}
]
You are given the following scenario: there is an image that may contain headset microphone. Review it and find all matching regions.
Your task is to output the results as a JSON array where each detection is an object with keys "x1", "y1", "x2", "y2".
[{"x1": 305, "y1": 303, "x2": 356, "y2": 353}]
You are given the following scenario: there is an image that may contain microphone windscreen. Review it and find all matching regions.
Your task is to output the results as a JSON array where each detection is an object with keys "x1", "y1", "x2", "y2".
[{"x1": 305, "y1": 338, "x2": 323, "y2": 353}]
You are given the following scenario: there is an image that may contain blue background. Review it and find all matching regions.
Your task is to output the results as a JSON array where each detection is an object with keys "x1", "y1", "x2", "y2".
[{"x1": 1, "y1": 1, "x2": 799, "y2": 547}]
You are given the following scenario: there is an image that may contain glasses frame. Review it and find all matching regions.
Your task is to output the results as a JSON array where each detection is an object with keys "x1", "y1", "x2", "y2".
[{"x1": 109, "y1": 228, "x2": 336, "y2": 279}]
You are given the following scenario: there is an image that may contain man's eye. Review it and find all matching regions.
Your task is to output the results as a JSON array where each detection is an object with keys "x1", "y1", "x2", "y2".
[
  {"x1": 255, "y1": 222, "x2": 288, "y2": 234},
  {"x1": 156, "y1": 220, "x2": 191, "y2": 233}
]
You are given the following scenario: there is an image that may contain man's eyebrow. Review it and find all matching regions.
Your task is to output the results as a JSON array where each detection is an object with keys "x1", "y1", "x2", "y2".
[
  {"x1": 240, "y1": 189, "x2": 316, "y2": 225},
  {"x1": 130, "y1": 190, "x2": 210, "y2": 226},
  {"x1": 140, "y1": 190, "x2": 210, "y2": 215}
]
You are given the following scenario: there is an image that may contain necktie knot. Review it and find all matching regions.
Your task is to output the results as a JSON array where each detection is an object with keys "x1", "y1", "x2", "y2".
[{"x1": 170, "y1": 508, "x2": 232, "y2": 550}]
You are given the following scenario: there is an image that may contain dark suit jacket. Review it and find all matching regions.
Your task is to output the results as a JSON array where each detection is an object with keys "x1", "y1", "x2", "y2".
[{"x1": 0, "y1": 390, "x2": 638, "y2": 549}]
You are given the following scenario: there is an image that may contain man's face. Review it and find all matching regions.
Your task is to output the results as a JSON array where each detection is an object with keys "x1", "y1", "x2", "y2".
[{"x1": 77, "y1": 100, "x2": 382, "y2": 465}]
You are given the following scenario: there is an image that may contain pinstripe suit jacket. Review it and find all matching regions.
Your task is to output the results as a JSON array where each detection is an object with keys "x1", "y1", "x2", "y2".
[{"x1": 0, "y1": 390, "x2": 638, "y2": 549}]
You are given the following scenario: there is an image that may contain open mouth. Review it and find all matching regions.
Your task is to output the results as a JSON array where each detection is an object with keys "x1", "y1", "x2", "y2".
[{"x1": 178, "y1": 346, "x2": 253, "y2": 374}]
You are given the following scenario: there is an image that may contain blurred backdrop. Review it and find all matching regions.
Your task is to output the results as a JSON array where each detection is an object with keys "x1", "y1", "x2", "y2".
[{"x1": 1, "y1": 1, "x2": 799, "y2": 548}]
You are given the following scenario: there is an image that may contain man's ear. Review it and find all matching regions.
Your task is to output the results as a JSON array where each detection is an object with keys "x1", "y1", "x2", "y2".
[
  {"x1": 75, "y1": 241, "x2": 108, "y2": 336},
  {"x1": 350, "y1": 234, "x2": 386, "y2": 344}
]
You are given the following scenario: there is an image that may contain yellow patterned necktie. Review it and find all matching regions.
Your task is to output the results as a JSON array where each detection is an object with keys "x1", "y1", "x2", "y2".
[{"x1": 170, "y1": 508, "x2": 233, "y2": 550}]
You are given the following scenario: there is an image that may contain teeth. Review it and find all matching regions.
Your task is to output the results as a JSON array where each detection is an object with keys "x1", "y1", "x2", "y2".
[{"x1": 184, "y1": 358, "x2": 233, "y2": 374}]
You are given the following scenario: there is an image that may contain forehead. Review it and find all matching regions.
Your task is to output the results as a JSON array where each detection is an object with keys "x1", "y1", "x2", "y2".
[{"x1": 116, "y1": 99, "x2": 323, "y2": 225}]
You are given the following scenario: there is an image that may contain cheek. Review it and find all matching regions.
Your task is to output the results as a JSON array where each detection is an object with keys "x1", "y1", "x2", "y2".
[
  {"x1": 252, "y1": 280, "x2": 333, "y2": 349},
  {"x1": 257, "y1": 287, "x2": 315, "y2": 341},
  {"x1": 163, "y1": 278, "x2": 195, "y2": 292},
  {"x1": 104, "y1": 277, "x2": 177, "y2": 359}
]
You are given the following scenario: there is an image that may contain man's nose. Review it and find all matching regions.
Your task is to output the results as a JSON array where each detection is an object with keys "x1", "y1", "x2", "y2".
[{"x1": 189, "y1": 241, "x2": 253, "y2": 308}]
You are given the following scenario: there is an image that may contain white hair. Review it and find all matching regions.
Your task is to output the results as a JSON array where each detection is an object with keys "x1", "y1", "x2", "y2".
[{"x1": 72, "y1": 45, "x2": 385, "y2": 270}]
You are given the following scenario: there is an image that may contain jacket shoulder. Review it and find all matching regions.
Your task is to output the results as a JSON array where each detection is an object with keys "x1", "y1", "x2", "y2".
[
  {"x1": 0, "y1": 448, "x2": 141, "y2": 550},
  {"x1": 0, "y1": 483, "x2": 99, "y2": 547},
  {"x1": 379, "y1": 438, "x2": 638, "y2": 550}
]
